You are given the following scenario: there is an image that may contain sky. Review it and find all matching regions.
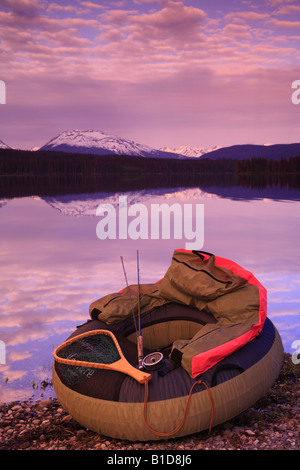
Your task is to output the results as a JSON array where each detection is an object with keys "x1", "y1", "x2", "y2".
[{"x1": 0, "y1": 0, "x2": 300, "y2": 150}]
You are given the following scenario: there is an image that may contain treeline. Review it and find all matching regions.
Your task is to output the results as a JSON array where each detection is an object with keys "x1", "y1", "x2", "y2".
[
  {"x1": 236, "y1": 156, "x2": 300, "y2": 191},
  {"x1": 0, "y1": 148, "x2": 237, "y2": 176},
  {"x1": 0, "y1": 173, "x2": 239, "y2": 199},
  {"x1": 0, "y1": 149, "x2": 299, "y2": 198},
  {"x1": 0, "y1": 148, "x2": 299, "y2": 178},
  {"x1": 237, "y1": 156, "x2": 300, "y2": 175}
]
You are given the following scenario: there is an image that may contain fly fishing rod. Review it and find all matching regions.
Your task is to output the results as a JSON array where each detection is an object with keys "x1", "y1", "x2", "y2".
[
  {"x1": 120, "y1": 255, "x2": 138, "y2": 334},
  {"x1": 120, "y1": 253, "x2": 143, "y2": 369}
]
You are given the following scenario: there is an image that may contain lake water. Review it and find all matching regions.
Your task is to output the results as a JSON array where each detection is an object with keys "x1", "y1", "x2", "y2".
[{"x1": 0, "y1": 183, "x2": 299, "y2": 403}]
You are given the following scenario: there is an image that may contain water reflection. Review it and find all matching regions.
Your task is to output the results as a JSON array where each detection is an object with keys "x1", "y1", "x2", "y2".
[{"x1": 0, "y1": 184, "x2": 299, "y2": 402}]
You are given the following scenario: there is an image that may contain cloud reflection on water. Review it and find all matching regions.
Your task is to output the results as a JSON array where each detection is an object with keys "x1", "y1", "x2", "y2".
[{"x1": 0, "y1": 188, "x2": 299, "y2": 402}]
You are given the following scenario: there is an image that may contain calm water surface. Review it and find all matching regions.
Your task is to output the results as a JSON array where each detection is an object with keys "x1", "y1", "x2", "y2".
[{"x1": 0, "y1": 184, "x2": 299, "y2": 402}]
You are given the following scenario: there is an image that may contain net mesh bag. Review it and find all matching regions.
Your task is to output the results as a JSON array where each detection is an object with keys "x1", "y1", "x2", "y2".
[{"x1": 54, "y1": 331, "x2": 121, "y2": 386}]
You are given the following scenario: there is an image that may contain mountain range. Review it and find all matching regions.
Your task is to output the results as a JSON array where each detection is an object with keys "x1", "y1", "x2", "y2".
[
  {"x1": 1, "y1": 129, "x2": 300, "y2": 161},
  {"x1": 199, "y1": 143, "x2": 300, "y2": 161},
  {"x1": 160, "y1": 145, "x2": 220, "y2": 158},
  {"x1": 33, "y1": 131, "x2": 300, "y2": 161},
  {"x1": 38, "y1": 129, "x2": 181, "y2": 159}
]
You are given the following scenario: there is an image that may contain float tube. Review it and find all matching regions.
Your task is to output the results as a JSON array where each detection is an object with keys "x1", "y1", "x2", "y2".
[{"x1": 53, "y1": 250, "x2": 284, "y2": 441}]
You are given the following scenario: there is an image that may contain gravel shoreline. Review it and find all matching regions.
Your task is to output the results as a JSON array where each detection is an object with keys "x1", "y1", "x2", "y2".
[{"x1": 0, "y1": 353, "x2": 299, "y2": 451}]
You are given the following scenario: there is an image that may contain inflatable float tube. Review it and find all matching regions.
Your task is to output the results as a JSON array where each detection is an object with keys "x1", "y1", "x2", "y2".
[{"x1": 53, "y1": 301, "x2": 283, "y2": 441}]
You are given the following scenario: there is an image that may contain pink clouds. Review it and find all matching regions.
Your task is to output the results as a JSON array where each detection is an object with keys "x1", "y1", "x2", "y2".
[
  {"x1": 0, "y1": 0, "x2": 298, "y2": 79},
  {"x1": 274, "y1": 4, "x2": 300, "y2": 14},
  {"x1": 132, "y1": 1, "x2": 206, "y2": 34},
  {"x1": 271, "y1": 18, "x2": 300, "y2": 28},
  {"x1": 0, "y1": 0, "x2": 42, "y2": 15},
  {"x1": 225, "y1": 11, "x2": 269, "y2": 23},
  {"x1": 98, "y1": 1, "x2": 206, "y2": 51},
  {"x1": 81, "y1": 1, "x2": 106, "y2": 9},
  {"x1": 222, "y1": 23, "x2": 252, "y2": 40},
  {"x1": 0, "y1": 0, "x2": 299, "y2": 149}
]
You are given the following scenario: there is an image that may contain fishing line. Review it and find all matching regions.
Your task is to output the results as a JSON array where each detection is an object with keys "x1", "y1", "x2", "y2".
[{"x1": 137, "y1": 250, "x2": 144, "y2": 370}]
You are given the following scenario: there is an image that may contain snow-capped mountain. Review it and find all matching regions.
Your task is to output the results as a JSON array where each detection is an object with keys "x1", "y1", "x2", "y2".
[
  {"x1": 39, "y1": 130, "x2": 181, "y2": 159},
  {"x1": 0, "y1": 139, "x2": 11, "y2": 149},
  {"x1": 160, "y1": 145, "x2": 220, "y2": 158}
]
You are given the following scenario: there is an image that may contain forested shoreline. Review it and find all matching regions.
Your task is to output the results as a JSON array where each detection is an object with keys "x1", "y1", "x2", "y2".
[
  {"x1": 0, "y1": 148, "x2": 299, "y2": 198},
  {"x1": 1, "y1": 148, "x2": 300, "y2": 176}
]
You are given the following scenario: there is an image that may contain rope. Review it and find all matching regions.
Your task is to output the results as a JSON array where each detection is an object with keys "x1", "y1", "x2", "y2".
[{"x1": 143, "y1": 379, "x2": 215, "y2": 438}]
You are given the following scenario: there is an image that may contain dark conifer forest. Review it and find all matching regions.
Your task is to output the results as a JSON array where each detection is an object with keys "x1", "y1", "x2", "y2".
[{"x1": 0, "y1": 148, "x2": 299, "y2": 198}]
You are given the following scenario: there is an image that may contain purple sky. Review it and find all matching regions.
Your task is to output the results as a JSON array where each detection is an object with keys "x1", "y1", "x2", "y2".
[{"x1": 0, "y1": 0, "x2": 300, "y2": 150}]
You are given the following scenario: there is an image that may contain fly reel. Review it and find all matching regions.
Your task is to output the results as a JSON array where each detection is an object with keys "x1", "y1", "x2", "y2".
[{"x1": 142, "y1": 352, "x2": 164, "y2": 371}]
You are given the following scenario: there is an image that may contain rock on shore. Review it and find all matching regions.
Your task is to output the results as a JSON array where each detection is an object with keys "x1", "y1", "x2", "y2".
[{"x1": 0, "y1": 354, "x2": 299, "y2": 450}]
